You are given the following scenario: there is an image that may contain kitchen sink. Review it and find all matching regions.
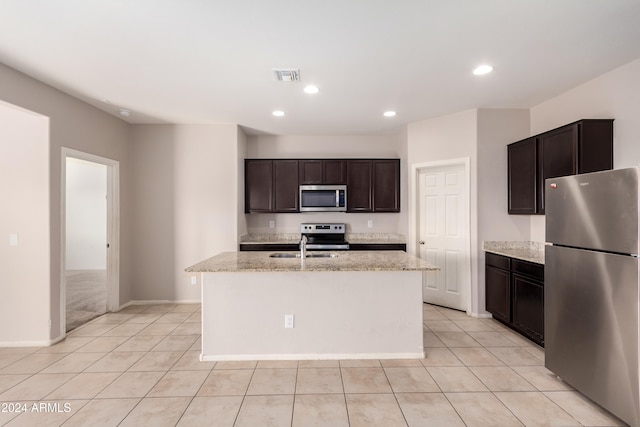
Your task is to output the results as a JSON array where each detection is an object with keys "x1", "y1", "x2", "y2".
[{"x1": 269, "y1": 253, "x2": 339, "y2": 258}]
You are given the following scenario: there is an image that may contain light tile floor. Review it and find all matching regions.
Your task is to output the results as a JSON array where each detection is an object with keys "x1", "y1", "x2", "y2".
[{"x1": 0, "y1": 303, "x2": 627, "y2": 426}]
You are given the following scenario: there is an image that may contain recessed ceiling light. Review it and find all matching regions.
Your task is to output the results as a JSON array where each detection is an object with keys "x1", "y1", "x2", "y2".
[
  {"x1": 272, "y1": 110, "x2": 285, "y2": 117},
  {"x1": 473, "y1": 65, "x2": 493, "y2": 75},
  {"x1": 119, "y1": 109, "x2": 130, "y2": 117},
  {"x1": 383, "y1": 111, "x2": 397, "y2": 117},
  {"x1": 304, "y1": 85, "x2": 319, "y2": 94}
]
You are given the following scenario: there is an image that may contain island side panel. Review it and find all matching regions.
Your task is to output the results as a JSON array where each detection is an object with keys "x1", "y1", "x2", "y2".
[{"x1": 201, "y1": 270, "x2": 424, "y2": 360}]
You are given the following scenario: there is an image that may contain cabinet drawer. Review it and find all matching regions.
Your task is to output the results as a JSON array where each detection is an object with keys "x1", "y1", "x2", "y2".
[
  {"x1": 512, "y1": 259, "x2": 544, "y2": 281},
  {"x1": 486, "y1": 253, "x2": 510, "y2": 270}
]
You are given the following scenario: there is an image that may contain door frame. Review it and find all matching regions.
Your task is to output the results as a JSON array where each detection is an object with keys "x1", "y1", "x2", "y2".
[
  {"x1": 60, "y1": 147, "x2": 120, "y2": 336},
  {"x1": 409, "y1": 157, "x2": 471, "y2": 313}
]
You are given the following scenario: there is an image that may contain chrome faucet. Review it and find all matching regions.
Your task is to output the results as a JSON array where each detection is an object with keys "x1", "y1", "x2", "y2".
[{"x1": 300, "y1": 235, "x2": 308, "y2": 258}]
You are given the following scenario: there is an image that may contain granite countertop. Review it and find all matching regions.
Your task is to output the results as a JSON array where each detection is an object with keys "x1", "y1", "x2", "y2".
[
  {"x1": 239, "y1": 233, "x2": 406, "y2": 245},
  {"x1": 186, "y1": 250, "x2": 438, "y2": 273},
  {"x1": 483, "y1": 241, "x2": 545, "y2": 265}
]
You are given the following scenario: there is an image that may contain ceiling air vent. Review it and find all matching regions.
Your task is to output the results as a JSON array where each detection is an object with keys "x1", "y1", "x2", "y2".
[{"x1": 273, "y1": 68, "x2": 300, "y2": 82}]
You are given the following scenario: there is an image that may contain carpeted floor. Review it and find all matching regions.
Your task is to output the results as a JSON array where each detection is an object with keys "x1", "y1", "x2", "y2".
[{"x1": 65, "y1": 270, "x2": 107, "y2": 332}]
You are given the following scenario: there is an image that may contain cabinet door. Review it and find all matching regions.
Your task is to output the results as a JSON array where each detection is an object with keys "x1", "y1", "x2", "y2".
[
  {"x1": 373, "y1": 159, "x2": 400, "y2": 212},
  {"x1": 324, "y1": 160, "x2": 346, "y2": 184},
  {"x1": 245, "y1": 160, "x2": 273, "y2": 213},
  {"x1": 508, "y1": 137, "x2": 537, "y2": 214},
  {"x1": 485, "y1": 265, "x2": 511, "y2": 323},
  {"x1": 347, "y1": 160, "x2": 373, "y2": 212},
  {"x1": 578, "y1": 119, "x2": 613, "y2": 174},
  {"x1": 299, "y1": 160, "x2": 323, "y2": 185},
  {"x1": 538, "y1": 124, "x2": 578, "y2": 213},
  {"x1": 512, "y1": 273, "x2": 544, "y2": 343},
  {"x1": 273, "y1": 160, "x2": 299, "y2": 212}
]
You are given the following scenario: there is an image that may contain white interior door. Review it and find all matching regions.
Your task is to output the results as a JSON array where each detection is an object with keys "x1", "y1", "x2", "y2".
[{"x1": 418, "y1": 163, "x2": 469, "y2": 311}]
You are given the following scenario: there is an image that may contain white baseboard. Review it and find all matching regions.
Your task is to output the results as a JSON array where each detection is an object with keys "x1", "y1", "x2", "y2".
[
  {"x1": 118, "y1": 299, "x2": 201, "y2": 311},
  {"x1": 469, "y1": 312, "x2": 493, "y2": 319},
  {"x1": 200, "y1": 351, "x2": 425, "y2": 362},
  {"x1": 0, "y1": 335, "x2": 65, "y2": 348}
]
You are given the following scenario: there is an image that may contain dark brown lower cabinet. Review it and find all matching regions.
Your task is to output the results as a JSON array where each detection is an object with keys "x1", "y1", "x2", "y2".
[
  {"x1": 485, "y1": 252, "x2": 544, "y2": 346},
  {"x1": 485, "y1": 262, "x2": 511, "y2": 324},
  {"x1": 512, "y1": 273, "x2": 544, "y2": 343}
]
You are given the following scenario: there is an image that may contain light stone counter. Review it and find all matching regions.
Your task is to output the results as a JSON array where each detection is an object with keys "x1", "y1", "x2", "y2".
[
  {"x1": 186, "y1": 250, "x2": 437, "y2": 273},
  {"x1": 483, "y1": 241, "x2": 545, "y2": 265}
]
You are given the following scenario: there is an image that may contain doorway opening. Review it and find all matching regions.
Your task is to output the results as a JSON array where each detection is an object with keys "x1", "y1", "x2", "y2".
[
  {"x1": 410, "y1": 158, "x2": 471, "y2": 313},
  {"x1": 61, "y1": 148, "x2": 119, "y2": 333}
]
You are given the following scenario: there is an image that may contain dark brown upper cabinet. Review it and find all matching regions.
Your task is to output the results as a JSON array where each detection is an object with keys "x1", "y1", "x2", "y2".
[
  {"x1": 373, "y1": 159, "x2": 400, "y2": 212},
  {"x1": 347, "y1": 159, "x2": 400, "y2": 213},
  {"x1": 246, "y1": 158, "x2": 400, "y2": 214},
  {"x1": 245, "y1": 159, "x2": 273, "y2": 213},
  {"x1": 273, "y1": 160, "x2": 299, "y2": 212},
  {"x1": 323, "y1": 160, "x2": 347, "y2": 184},
  {"x1": 347, "y1": 160, "x2": 373, "y2": 212},
  {"x1": 508, "y1": 119, "x2": 613, "y2": 215},
  {"x1": 508, "y1": 137, "x2": 538, "y2": 214},
  {"x1": 299, "y1": 159, "x2": 346, "y2": 185},
  {"x1": 245, "y1": 159, "x2": 298, "y2": 213}
]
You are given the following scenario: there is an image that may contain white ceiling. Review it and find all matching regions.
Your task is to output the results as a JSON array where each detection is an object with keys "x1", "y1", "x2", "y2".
[{"x1": 1, "y1": 1, "x2": 640, "y2": 135}]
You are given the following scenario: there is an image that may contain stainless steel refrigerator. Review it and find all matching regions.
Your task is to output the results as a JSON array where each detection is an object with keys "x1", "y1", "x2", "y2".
[{"x1": 546, "y1": 167, "x2": 640, "y2": 427}]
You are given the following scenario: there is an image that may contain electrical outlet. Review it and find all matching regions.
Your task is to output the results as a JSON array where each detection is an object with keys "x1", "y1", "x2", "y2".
[
  {"x1": 367, "y1": 220, "x2": 373, "y2": 228},
  {"x1": 190, "y1": 276, "x2": 197, "y2": 285},
  {"x1": 9, "y1": 233, "x2": 18, "y2": 246},
  {"x1": 284, "y1": 314, "x2": 294, "y2": 328},
  {"x1": 269, "y1": 220, "x2": 275, "y2": 229}
]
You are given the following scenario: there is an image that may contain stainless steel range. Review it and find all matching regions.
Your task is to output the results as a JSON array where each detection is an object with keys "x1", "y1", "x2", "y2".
[{"x1": 300, "y1": 223, "x2": 349, "y2": 250}]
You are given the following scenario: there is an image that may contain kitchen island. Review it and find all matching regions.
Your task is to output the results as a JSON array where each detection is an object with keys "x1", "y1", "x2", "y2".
[{"x1": 186, "y1": 251, "x2": 438, "y2": 361}]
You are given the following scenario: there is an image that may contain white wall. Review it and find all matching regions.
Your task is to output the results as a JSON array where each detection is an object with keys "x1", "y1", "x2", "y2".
[
  {"x1": 0, "y1": 102, "x2": 50, "y2": 344},
  {"x1": 407, "y1": 109, "x2": 530, "y2": 316},
  {"x1": 0, "y1": 63, "x2": 132, "y2": 342},
  {"x1": 529, "y1": 57, "x2": 640, "y2": 242},
  {"x1": 407, "y1": 109, "x2": 479, "y2": 313},
  {"x1": 131, "y1": 124, "x2": 241, "y2": 301},
  {"x1": 245, "y1": 134, "x2": 407, "y2": 235},
  {"x1": 476, "y1": 109, "x2": 531, "y2": 313},
  {"x1": 476, "y1": 109, "x2": 531, "y2": 241},
  {"x1": 65, "y1": 158, "x2": 107, "y2": 270}
]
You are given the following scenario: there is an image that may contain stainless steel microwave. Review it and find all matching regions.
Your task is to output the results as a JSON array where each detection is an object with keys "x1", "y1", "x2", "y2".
[{"x1": 299, "y1": 185, "x2": 347, "y2": 212}]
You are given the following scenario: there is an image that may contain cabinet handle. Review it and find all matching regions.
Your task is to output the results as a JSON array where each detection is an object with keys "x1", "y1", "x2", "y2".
[{"x1": 418, "y1": 241, "x2": 425, "y2": 245}]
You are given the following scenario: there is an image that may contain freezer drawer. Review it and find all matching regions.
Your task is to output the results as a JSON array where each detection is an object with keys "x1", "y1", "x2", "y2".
[
  {"x1": 545, "y1": 245, "x2": 639, "y2": 426},
  {"x1": 545, "y1": 167, "x2": 639, "y2": 254}
]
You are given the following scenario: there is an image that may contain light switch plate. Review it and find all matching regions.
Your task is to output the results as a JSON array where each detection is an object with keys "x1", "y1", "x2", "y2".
[
  {"x1": 269, "y1": 220, "x2": 275, "y2": 229},
  {"x1": 9, "y1": 233, "x2": 18, "y2": 246}
]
